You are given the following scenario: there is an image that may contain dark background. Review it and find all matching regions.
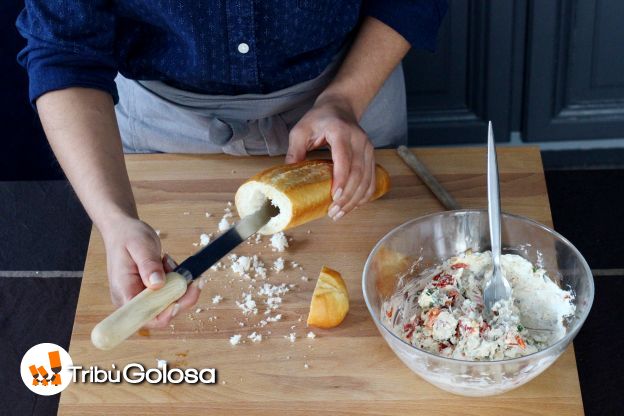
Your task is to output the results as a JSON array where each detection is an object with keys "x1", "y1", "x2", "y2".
[
  {"x1": 1, "y1": 1, "x2": 623, "y2": 415},
  {"x1": 1, "y1": 2, "x2": 62, "y2": 181},
  {"x1": 405, "y1": 0, "x2": 624, "y2": 145}
]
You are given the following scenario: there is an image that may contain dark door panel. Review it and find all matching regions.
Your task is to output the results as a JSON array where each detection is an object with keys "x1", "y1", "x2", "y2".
[
  {"x1": 524, "y1": 0, "x2": 624, "y2": 141},
  {"x1": 404, "y1": 0, "x2": 515, "y2": 145}
]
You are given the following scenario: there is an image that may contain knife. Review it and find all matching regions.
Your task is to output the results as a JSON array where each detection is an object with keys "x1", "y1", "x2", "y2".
[{"x1": 91, "y1": 200, "x2": 280, "y2": 350}]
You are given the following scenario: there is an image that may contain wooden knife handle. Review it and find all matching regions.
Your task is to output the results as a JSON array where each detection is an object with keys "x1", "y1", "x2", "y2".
[{"x1": 91, "y1": 272, "x2": 188, "y2": 350}]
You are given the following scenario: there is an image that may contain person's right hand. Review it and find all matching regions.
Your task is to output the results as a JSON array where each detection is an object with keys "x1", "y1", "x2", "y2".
[{"x1": 101, "y1": 216, "x2": 202, "y2": 328}]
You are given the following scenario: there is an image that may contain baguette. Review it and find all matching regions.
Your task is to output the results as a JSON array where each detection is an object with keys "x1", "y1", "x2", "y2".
[{"x1": 235, "y1": 160, "x2": 391, "y2": 235}]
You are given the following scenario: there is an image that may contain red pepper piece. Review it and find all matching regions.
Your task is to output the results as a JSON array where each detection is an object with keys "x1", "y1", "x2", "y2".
[
  {"x1": 516, "y1": 336, "x2": 526, "y2": 349},
  {"x1": 432, "y1": 274, "x2": 454, "y2": 288}
]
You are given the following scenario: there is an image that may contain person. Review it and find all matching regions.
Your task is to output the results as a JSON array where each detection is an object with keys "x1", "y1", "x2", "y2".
[{"x1": 17, "y1": 1, "x2": 447, "y2": 327}]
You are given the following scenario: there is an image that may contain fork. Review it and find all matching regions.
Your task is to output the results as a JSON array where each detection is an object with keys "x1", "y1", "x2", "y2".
[{"x1": 483, "y1": 121, "x2": 512, "y2": 316}]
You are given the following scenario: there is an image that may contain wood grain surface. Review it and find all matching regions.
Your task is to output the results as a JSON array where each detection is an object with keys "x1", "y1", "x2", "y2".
[{"x1": 59, "y1": 148, "x2": 583, "y2": 415}]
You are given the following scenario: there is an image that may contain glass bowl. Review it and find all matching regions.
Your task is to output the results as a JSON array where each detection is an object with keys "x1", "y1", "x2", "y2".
[{"x1": 362, "y1": 209, "x2": 594, "y2": 396}]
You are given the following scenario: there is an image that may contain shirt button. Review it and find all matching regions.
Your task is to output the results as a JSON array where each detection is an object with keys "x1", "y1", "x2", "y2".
[{"x1": 237, "y1": 43, "x2": 250, "y2": 54}]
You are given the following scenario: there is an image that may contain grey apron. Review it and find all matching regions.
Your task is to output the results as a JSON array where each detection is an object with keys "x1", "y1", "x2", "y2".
[{"x1": 115, "y1": 53, "x2": 407, "y2": 155}]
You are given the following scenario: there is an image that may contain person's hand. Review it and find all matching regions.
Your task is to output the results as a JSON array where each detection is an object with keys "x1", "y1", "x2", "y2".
[
  {"x1": 285, "y1": 94, "x2": 376, "y2": 220},
  {"x1": 101, "y1": 215, "x2": 202, "y2": 328}
]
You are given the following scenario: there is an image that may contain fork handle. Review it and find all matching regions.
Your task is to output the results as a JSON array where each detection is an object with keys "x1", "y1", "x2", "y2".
[{"x1": 487, "y1": 121, "x2": 502, "y2": 270}]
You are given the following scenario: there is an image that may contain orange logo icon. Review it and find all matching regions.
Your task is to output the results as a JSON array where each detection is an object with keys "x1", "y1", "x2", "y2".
[
  {"x1": 28, "y1": 350, "x2": 63, "y2": 387},
  {"x1": 21, "y1": 343, "x2": 73, "y2": 395}
]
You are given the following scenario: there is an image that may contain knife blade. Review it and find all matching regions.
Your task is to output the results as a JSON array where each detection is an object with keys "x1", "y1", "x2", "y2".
[
  {"x1": 91, "y1": 200, "x2": 279, "y2": 350},
  {"x1": 175, "y1": 200, "x2": 280, "y2": 281}
]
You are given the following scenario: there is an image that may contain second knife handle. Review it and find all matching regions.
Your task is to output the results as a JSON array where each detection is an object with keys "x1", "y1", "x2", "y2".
[{"x1": 91, "y1": 272, "x2": 188, "y2": 350}]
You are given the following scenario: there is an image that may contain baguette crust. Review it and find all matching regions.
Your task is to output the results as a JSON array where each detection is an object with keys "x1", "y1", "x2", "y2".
[
  {"x1": 235, "y1": 160, "x2": 391, "y2": 235},
  {"x1": 307, "y1": 265, "x2": 349, "y2": 329}
]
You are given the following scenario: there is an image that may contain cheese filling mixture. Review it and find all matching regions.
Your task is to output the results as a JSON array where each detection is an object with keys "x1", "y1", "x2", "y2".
[{"x1": 382, "y1": 251, "x2": 575, "y2": 361}]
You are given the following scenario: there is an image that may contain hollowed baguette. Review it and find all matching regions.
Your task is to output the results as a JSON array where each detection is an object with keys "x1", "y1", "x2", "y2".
[{"x1": 235, "y1": 160, "x2": 391, "y2": 235}]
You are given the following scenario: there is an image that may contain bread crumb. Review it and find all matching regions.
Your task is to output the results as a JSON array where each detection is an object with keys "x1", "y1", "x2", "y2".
[
  {"x1": 218, "y1": 217, "x2": 231, "y2": 232},
  {"x1": 304, "y1": 363, "x2": 309, "y2": 369},
  {"x1": 183, "y1": 211, "x2": 190, "y2": 215},
  {"x1": 258, "y1": 283, "x2": 290, "y2": 297},
  {"x1": 266, "y1": 296, "x2": 282, "y2": 310},
  {"x1": 270, "y1": 232, "x2": 289, "y2": 252},
  {"x1": 307, "y1": 331, "x2": 316, "y2": 339},
  {"x1": 266, "y1": 314, "x2": 282, "y2": 322},
  {"x1": 248, "y1": 332, "x2": 262, "y2": 343},
  {"x1": 251, "y1": 255, "x2": 267, "y2": 279},
  {"x1": 258, "y1": 283, "x2": 289, "y2": 312},
  {"x1": 229, "y1": 334, "x2": 242, "y2": 346},
  {"x1": 273, "y1": 257, "x2": 284, "y2": 272},
  {"x1": 286, "y1": 333, "x2": 297, "y2": 343},
  {"x1": 200, "y1": 233, "x2": 212, "y2": 246},
  {"x1": 212, "y1": 295, "x2": 223, "y2": 304},
  {"x1": 231, "y1": 255, "x2": 252, "y2": 276},
  {"x1": 236, "y1": 293, "x2": 258, "y2": 315},
  {"x1": 156, "y1": 359, "x2": 167, "y2": 369},
  {"x1": 205, "y1": 212, "x2": 212, "y2": 218},
  {"x1": 195, "y1": 308, "x2": 203, "y2": 314},
  {"x1": 301, "y1": 276, "x2": 309, "y2": 282},
  {"x1": 155, "y1": 229, "x2": 161, "y2": 236}
]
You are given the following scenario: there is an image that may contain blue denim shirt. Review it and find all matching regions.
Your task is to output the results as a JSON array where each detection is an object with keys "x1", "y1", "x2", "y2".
[{"x1": 16, "y1": 0, "x2": 447, "y2": 105}]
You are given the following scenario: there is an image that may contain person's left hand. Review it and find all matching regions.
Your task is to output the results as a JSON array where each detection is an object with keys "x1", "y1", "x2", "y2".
[{"x1": 285, "y1": 94, "x2": 376, "y2": 221}]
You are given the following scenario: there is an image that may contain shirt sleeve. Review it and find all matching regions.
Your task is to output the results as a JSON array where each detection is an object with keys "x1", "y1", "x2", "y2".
[
  {"x1": 15, "y1": 1, "x2": 118, "y2": 107},
  {"x1": 362, "y1": 0, "x2": 448, "y2": 51}
]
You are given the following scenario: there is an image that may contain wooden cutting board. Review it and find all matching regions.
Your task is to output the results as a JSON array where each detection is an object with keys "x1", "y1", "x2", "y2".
[{"x1": 59, "y1": 147, "x2": 584, "y2": 415}]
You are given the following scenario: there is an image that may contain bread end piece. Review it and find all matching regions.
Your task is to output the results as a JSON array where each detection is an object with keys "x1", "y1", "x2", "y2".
[
  {"x1": 235, "y1": 160, "x2": 390, "y2": 235},
  {"x1": 307, "y1": 265, "x2": 349, "y2": 329}
]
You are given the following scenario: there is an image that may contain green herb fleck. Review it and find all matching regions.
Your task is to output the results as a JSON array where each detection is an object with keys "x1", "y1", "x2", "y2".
[{"x1": 517, "y1": 324, "x2": 524, "y2": 332}]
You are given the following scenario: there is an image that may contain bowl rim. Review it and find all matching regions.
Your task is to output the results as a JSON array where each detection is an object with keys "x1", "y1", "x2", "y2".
[{"x1": 362, "y1": 208, "x2": 595, "y2": 365}]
